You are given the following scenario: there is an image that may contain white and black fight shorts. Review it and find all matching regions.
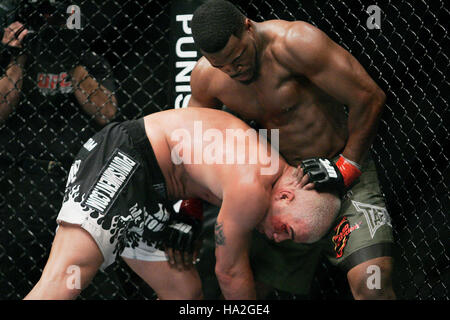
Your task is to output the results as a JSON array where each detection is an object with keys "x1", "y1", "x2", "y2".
[{"x1": 57, "y1": 118, "x2": 172, "y2": 270}]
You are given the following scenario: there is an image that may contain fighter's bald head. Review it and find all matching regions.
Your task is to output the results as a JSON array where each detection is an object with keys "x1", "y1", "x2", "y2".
[{"x1": 260, "y1": 167, "x2": 341, "y2": 243}]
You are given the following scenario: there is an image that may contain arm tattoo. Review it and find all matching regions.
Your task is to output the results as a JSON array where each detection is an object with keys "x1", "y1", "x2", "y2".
[{"x1": 214, "y1": 221, "x2": 226, "y2": 246}]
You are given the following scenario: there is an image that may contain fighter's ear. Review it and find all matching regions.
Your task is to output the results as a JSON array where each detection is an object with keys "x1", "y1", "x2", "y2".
[
  {"x1": 244, "y1": 18, "x2": 253, "y2": 31},
  {"x1": 275, "y1": 190, "x2": 295, "y2": 202}
]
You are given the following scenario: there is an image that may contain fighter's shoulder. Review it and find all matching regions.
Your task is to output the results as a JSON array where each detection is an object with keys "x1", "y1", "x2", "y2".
[
  {"x1": 191, "y1": 57, "x2": 224, "y2": 91},
  {"x1": 271, "y1": 21, "x2": 328, "y2": 63},
  {"x1": 278, "y1": 21, "x2": 325, "y2": 47},
  {"x1": 192, "y1": 57, "x2": 221, "y2": 82}
]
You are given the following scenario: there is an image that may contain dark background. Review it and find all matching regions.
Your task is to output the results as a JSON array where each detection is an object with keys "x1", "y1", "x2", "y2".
[{"x1": 0, "y1": 0, "x2": 448, "y2": 299}]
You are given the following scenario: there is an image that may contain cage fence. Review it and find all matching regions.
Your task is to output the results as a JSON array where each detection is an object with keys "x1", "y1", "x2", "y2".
[{"x1": 0, "y1": 0, "x2": 448, "y2": 300}]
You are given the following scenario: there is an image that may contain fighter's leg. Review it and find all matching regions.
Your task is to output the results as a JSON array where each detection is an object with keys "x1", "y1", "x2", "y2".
[
  {"x1": 323, "y1": 155, "x2": 396, "y2": 300},
  {"x1": 24, "y1": 223, "x2": 103, "y2": 300},
  {"x1": 122, "y1": 257, "x2": 203, "y2": 300},
  {"x1": 347, "y1": 256, "x2": 395, "y2": 299}
]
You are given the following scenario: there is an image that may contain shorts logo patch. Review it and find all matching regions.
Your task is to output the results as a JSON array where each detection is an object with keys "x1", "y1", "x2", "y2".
[
  {"x1": 66, "y1": 159, "x2": 81, "y2": 187},
  {"x1": 144, "y1": 203, "x2": 170, "y2": 233},
  {"x1": 332, "y1": 217, "x2": 361, "y2": 258},
  {"x1": 82, "y1": 149, "x2": 139, "y2": 215},
  {"x1": 352, "y1": 200, "x2": 391, "y2": 239},
  {"x1": 83, "y1": 138, "x2": 98, "y2": 152}
]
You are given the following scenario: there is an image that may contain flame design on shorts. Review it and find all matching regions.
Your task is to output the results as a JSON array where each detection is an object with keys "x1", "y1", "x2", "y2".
[{"x1": 61, "y1": 185, "x2": 93, "y2": 215}]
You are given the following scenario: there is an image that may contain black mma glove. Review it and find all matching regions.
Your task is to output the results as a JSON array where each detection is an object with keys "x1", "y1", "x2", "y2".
[
  {"x1": 300, "y1": 155, "x2": 362, "y2": 194},
  {"x1": 164, "y1": 210, "x2": 202, "y2": 254}
]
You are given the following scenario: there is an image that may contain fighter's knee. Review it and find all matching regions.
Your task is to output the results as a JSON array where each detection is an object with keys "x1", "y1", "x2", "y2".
[
  {"x1": 26, "y1": 273, "x2": 82, "y2": 300},
  {"x1": 157, "y1": 270, "x2": 203, "y2": 300},
  {"x1": 347, "y1": 257, "x2": 396, "y2": 300},
  {"x1": 187, "y1": 283, "x2": 203, "y2": 300},
  {"x1": 351, "y1": 278, "x2": 395, "y2": 300},
  {"x1": 158, "y1": 282, "x2": 203, "y2": 300},
  {"x1": 176, "y1": 275, "x2": 203, "y2": 300}
]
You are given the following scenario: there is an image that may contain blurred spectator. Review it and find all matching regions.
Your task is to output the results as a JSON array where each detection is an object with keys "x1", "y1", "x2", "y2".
[{"x1": 0, "y1": 0, "x2": 118, "y2": 299}]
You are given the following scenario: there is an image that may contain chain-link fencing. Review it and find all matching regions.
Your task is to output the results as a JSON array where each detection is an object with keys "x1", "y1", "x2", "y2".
[{"x1": 0, "y1": 0, "x2": 447, "y2": 300}]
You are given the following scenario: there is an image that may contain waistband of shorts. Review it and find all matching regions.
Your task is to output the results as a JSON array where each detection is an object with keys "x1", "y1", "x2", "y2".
[
  {"x1": 338, "y1": 242, "x2": 394, "y2": 273},
  {"x1": 121, "y1": 118, "x2": 168, "y2": 200}
]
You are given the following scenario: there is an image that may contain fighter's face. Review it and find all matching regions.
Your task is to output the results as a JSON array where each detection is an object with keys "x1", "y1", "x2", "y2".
[
  {"x1": 203, "y1": 29, "x2": 258, "y2": 83},
  {"x1": 257, "y1": 197, "x2": 300, "y2": 243}
]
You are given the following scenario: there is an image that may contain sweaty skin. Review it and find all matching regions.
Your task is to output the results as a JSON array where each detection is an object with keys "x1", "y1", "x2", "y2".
[
  {"x1": 144, "y1": 107, "x2": 285, "y2": 299},
  {"x1": 189, "y1": 19, "x2": 394, "y2": 300},
  {"x1": 143, "y1": 107, "x2": 282, "y2": 205},
  {"x1": 189, "y1": 20, "x2": 386, "y2": 165},
  {"x1": 24, "y1": 108, "x2": 340, "y2": 300}
]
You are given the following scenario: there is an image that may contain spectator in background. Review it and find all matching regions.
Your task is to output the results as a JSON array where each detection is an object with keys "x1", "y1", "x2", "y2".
[{"x1": 0, "y1": 0, "x2": 117, "y2": 299}]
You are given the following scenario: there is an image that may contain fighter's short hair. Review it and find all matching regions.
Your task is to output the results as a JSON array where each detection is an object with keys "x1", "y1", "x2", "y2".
[{"x1": 191, "y1": 0, "x2": 246, "y2": 53}]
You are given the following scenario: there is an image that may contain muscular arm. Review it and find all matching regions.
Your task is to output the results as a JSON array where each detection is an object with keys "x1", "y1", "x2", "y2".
[
  {"x1": 214, "y1": 184, "x2": 268, "y2": 299},
  {"x1": 280, "y1": 22, "x2": 386, "y2": 164},
  {"x1": 71, "y1": 66, "x2": 117, "y2": 126},
  {"x1": 0, "y1": 56, "x2": 26, "y2": 121},
  {"x1": 188, "y1": 58, "x2": 223, "y2": 108},
  {"x1": 0, "y1": 22, "x2": 28, "y2": 121}
]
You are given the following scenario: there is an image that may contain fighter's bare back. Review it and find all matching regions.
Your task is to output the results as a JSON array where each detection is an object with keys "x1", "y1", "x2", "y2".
[{"x1": 143, "y1": 107, "x2": 283, "y2": 206}]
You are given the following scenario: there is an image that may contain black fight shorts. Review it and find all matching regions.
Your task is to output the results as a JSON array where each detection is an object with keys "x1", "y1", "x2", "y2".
[{"x1": 56, "y1": 118, "x2": 171, "y2": 270}]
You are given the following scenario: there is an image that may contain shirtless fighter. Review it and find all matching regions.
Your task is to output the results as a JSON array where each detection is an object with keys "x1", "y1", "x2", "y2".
[
  {"x1": 24, "y1": 107, "x2": 340, "y2": 300},
  {"x1": 171, "y1": 0, "x2": 395, "y2": 299}
]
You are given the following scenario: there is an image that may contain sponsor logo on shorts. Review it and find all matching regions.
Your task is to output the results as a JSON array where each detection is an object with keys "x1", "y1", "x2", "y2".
[
  {"x1": 66, "y1": 159, "x2": 81, "y2": 187},
  {"x1": 119, "y1": 202, "x2": 170, "y2": 252},
  {"x1": 82, "y1": 149, "x2": 139, "y2": 214},
  {"x1": 144, "y1": 203, "x2": 170, "y2": 233},
  {"x1": 83, "y1": 138, "x2": 98, "y2": 152},
  {"x1": 332, "y1": 216, "x2": 361, "y2": 258},
  {"x1": 351, "y1": 201, "x2": 392, "y2": 239}
]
